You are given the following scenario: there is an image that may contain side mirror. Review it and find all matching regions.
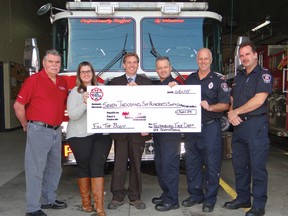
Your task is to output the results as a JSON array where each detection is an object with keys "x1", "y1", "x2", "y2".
[
  {"x1": 24, "y1": 38, "x2": 40, "y2": 76},
  {"x1": 37, "y1": 3, "x2": 52, "y2": 16}
]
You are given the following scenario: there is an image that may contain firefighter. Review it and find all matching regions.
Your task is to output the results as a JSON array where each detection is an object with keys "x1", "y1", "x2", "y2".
[
  {"x1": 182, "y1": 48, "x2": 230, "y2": 212},
  {"x1": 152, "y1": 56, "x2": 181, "y2": 211},
  {"x1": 224, "y1": 41, "x2": 273, "y2": 216}
]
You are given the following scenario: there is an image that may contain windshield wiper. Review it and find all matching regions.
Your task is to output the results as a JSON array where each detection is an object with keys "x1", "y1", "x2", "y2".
[
  {"x1": 148, "y1": 33, "x2": 185, "y2": 82},
  {"x1": 97, "y1": 33, "x2": 128, "y2": 78}
]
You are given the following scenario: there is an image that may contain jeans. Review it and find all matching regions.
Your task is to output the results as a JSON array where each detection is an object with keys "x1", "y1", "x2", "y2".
[{"x1": 25, "y1": 122, "x2": 62, "y2": 212}]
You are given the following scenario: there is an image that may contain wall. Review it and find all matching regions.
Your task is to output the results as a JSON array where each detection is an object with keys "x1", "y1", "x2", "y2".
[
  {"x1": 0, "y1": 0, "x2": 52, "y2": 63},
  {"x1": 3, "y1": 62, "x2": 29, "y2": 129},
  {"x1": 0, "y1": 0, "x2": 52, "y2": 130}
]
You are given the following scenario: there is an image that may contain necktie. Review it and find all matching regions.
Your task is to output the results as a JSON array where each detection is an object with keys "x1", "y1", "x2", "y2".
[{"x1": 127, "y1": 77, "x2": 133, "y2": 83}]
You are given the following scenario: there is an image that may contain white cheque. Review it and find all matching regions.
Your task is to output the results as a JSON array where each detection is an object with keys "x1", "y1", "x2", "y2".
[{"x1": 87, "y1": 85, "x2": 201, "y2": 133}]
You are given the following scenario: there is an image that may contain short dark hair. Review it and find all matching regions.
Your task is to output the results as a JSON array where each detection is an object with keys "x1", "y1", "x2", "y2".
[
  {"x1": 239, "y1": 41, "x2": 257, "y2": 53},
  {"x1": 156, "y1": 56, "x2": 171, "y2": 64},
  {"x1": 123, "y1": 52, "x2": 139, "y2": 63}
]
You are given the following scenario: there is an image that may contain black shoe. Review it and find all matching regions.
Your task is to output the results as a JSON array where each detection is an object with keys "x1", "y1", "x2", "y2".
[
  {"x1": 202, "y1": 203, "x2": 215, "y2": 212},
  {"x1": 152, "y1": 197, "x2": 163, "y2": 205},
  {"x1": 155, "y1": 202, "x2": 180, "y2": 211},
  {"x1": 182, "y1": 196, "x2": 203, "y2": 207},
  {"x1": 41, "y1": 200, "x2": 67, "y2": 209},
  {"x1": 223, "y1": 199, "x2": 251, "y2": 209},
  {"x1": 26, "y1": 210, "x2": 47, "y2": 216},
  {"x1": 245, "y1": 207, "x2": 265, "y2": 216}
]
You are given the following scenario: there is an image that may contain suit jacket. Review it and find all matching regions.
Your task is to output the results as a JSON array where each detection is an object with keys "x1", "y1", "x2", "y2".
[{"x1": 109, "y1": 74, "x2": 152, "y2": 142}]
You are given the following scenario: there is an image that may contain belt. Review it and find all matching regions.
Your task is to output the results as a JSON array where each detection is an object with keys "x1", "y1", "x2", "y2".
[
  {"x1": 28, "y1": 120, "x2": 60, "y2": 130},
  {"x1": 202, "y1": 119, "x2": 217, "y2": 126},
  {"x1": 241, "y1": 113, "x2": 266, "y2": 121}
]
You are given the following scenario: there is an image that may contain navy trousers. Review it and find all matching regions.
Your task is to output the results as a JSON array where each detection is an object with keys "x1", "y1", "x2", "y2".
[
  {"x1": 232, "y1": 116, "x2": 270, "y2": 209},
  {"x1": 184, "y1": 121, "x2": 222, "y2": 205},
  {"x1": 153, "y1": 133, "x2": 181, "y2": 205}
]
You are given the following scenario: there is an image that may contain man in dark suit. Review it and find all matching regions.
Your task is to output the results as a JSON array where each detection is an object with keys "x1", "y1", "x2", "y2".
[{"x1": 108, "y1": 52, "x2": 152, "y2": 210}]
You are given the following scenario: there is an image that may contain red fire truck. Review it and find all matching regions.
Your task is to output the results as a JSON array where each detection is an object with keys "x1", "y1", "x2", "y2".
[
  {"x1": 24, "y1": 1, "x2": 224, "y2": 165},
  {"x1": 257, "y1": 45, "x2": 288, "y2": 137}
]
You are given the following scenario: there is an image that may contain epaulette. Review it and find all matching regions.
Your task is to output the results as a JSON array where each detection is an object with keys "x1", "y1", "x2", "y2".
[
  {"x1": 213, "y1": 72, "x2": 224, "y2": 78},
  {"x1": 260, "y1": 66, "x2": 268, "y2": 71}
]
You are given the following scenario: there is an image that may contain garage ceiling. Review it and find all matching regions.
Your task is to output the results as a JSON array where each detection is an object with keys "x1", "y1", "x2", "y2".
[{"x1": 32, "y1": 0, "x2": 288, "y2": 45}]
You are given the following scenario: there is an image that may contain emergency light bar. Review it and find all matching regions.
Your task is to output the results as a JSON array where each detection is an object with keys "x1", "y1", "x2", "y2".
[
  {"x1": 66, "y1": 2, "x2": 208, "y2": 13},
  {"x1": 95, "y1": 5, "x2": 115, "y2": 15},
  {"x1": 161, "y1": 5, "x2": 180, "y2": 14}
]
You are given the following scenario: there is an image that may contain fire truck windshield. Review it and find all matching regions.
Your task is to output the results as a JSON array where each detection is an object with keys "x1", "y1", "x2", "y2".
[
  {"x1": 142, "y1": 18, "x2": 203, "y2": 71},
  {"x1": 54, "y1": 16, "x2": 221, "y2": 73},
  {"x1": 67, "y1": 18, "x2": 135, "y2": 71}
]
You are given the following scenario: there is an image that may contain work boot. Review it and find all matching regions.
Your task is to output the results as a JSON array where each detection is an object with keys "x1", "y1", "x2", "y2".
[
  {"x1": 91, "y1": 177, "x2": 106, "y2": 216},
  {"x1": 77, "y1": 178, "x2": 93, "y2": 212}
]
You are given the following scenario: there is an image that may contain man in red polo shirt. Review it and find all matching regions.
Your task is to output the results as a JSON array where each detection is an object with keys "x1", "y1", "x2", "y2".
[{"x1": 14, "y1": 49, "x2": 68, "y2": 216}]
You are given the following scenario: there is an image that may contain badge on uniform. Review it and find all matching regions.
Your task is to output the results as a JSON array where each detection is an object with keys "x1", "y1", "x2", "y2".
[
  {"x1": 221, "y1": 83, "x2": 229, "y2": 92},
  {"x1": 262, "y1": 74, "x2": 271, "y2": 83},
  {"x1": 208, "y1": 82, "x2": 213, "y2": 89}
]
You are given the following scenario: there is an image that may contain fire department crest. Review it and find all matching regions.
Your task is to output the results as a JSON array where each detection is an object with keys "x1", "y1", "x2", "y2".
[
  {"x1": 221, "y1": 83, "x2": 229, "y2": 92},
  {"x1": 262, "y1": 74, "x2": 271, "y2": 83},
  {"x1": 90, "y1": 87, "x2": 104, "y2": 102}
]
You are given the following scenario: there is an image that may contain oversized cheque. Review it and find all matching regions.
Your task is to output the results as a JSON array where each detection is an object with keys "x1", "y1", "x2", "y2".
[{"x1": 87, "y1": 85, "x2": 201, "y2": 133}]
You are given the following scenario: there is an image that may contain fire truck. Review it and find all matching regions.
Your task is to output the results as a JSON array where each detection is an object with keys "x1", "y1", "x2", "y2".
[
  {"x1": 257, "y1": 45, "x2": 288, "y2": 137},
  {"x1": 24, "y1": 1, "x2": 223, "y2": 165}
]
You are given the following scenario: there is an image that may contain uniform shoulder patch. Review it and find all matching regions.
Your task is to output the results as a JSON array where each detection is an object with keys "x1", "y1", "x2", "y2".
[
  {"x1": 262, "y1": 74, "x2": 271, "y2": 83},
  {"x1": 221, "y1": 83, "x2": 229, "y2": 92}
]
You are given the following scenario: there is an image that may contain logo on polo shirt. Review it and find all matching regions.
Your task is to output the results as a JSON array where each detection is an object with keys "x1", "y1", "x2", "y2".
[{"x1": 59, "y1": 86, "x2": 66, "y2": 91}]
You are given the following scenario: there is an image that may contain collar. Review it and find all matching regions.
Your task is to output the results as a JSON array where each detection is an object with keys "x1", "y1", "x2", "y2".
[
  {"x1": 241, "y1": 64, "x2": 261, "y2": 76},
  {"x1": 196, "y1": 70, "x2": 214, "y2": 80},
  {"x1": 126, "y1": 74, "x2": 137, "y2": 81},
  {"x1": 161, "y1": 75, "x2": 175, "y2": 85}
]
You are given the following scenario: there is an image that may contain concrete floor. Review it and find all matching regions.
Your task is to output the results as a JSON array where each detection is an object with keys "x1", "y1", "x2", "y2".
[{"x1": 0, "y1": 129, "x2": 287, "y2": 216}]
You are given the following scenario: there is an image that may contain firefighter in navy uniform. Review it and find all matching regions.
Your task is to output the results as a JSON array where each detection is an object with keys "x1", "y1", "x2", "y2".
[
  {"x1": 182, "y1": 48, "x2": 230, "y2": 212},
  {"x1": 224, "y1": 41, "x2": 273, "y2": 216},
  {"x1": 151, "y1": 56, "x2": 182, "y2": 212}
]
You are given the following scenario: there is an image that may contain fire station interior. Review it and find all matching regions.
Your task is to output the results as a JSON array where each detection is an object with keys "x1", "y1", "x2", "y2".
[{"x1": 0, "y1": 1, "x2": 287, "y2": 216}]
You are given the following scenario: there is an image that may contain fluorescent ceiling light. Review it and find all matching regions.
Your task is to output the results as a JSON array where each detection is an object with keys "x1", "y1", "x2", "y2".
[{"x1": 251, "y1": 20, "x2": 270, "y2": 32}]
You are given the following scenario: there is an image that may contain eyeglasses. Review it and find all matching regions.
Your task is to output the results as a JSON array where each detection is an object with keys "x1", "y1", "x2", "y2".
[{"x1": 80, "y1": 70, "x2": 92, "y2": 74}]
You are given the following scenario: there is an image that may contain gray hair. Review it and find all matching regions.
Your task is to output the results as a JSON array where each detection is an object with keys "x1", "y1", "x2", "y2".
[
  {"x1": 43, "y1": 49, "x2": 61, "y2": 60},
  {"x1": 197, "y1": 48, "x2": 213, "y2": 61}
]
